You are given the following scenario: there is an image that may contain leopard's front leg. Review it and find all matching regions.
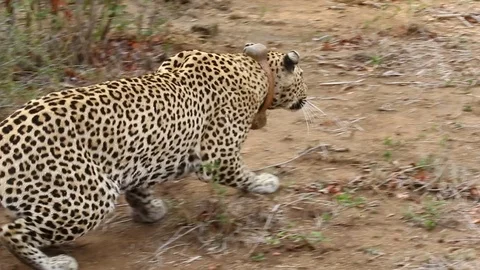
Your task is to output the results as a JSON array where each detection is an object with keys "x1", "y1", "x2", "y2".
[
  {"x1": 202, "y1": 154, "x2": 280, "y2": 194},
  {"x1": 125, "y1": 187, "x2": 168, "y2": 223},
  {"x1": 196, "y1": 115, "x2": 279, "y2": 194}
]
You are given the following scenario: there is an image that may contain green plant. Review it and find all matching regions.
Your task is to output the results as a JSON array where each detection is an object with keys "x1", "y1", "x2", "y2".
[
  {"x1": 259, "y1": 5, "x2": 268, "y2": 18},
  {"x1": 404, "y1": 198, "x2": 445, "y2": 231},
  {"x1": 321, "y1": 212, "x2": 333, "y2": 222},
  {"x1": 444, "y1": 79, "x2": 456, "y2": 88},
  {"x1": 265, "y1": 235, "x2": 281, "y2": 246},
  {"x1": 334, "y1": 193, "x2": 366, "y2": 207},
  {"x1": 439, "y1": 135, "x2": 449, "y2": 147},
  {"x1": 266, "y1": 230, "x2": 327, "y2": 247},
  {"x1": 382, "y1": 136, "x2": 403, "y2": 161},
  {"x1": 215, "y1": 213, "x2": 231, "y2": 225},
  {"x1": 251, "y1": 252, "x2": 265, "y2": 262},
  {"x1": 383, "y1": 136, "x2": 394, "y2": 146},
  {"x1": 463, "y1": 105, "x2": 473, "y2": 112},
  {"x1": 202, "y1": 160, "x2": 227, "y2": 196},
  {"x1": 362, "y1": 247, "x2": 383, "y2": 255},
  {"x1": 307, "y1": 231, "x2": 326, "y2": 243},
  {"x1": 199, "y1": 161, "x2": 237, "y2": 233},
  {"x1": 370, "y1": 55, "x2": 383, "y2": 66},
  {"x1": 417, "y1": 154, "x2": 435, "y2": 168},
  {"x1": 383, "y1": 150, "x2": 392, "y2": 161}
]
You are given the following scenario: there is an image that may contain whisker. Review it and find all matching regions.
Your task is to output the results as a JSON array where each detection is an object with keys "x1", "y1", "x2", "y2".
[
  {"x1": 304, "y1": 103, "x2": 322, "y2": 119},
  {"x1": 303, "y1": 105, "x2": 316, "y2": 123},
  {"x1": 303, "y1": 103, "x2": 320, "y2": 119},
  {"x1": 302, "y1": 108, "x2": 310, "y2": 134},
  {"x1": 306, "y1": 100, "x2": 327, "y2": 116},
  {"x1": 305, "y1": 101, "x2": 345, "y2": 131}
]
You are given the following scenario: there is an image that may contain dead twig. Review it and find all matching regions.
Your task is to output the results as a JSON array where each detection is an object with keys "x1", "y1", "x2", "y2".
[
  {"x1": 319, "y1": 79, "x2": 365, "y2": 86},
  {"x1": 154, "y1": 225, "x2": 200, "y2": 257},
  {"x1": 457, "y1": 15, "x2": 473, "y2": 28},
  {"x1": 317, "y1": 61, "x2": 353, "y2": 71},
  {"x1": 381, "y1": 81, "x2": 424, "y2": 86},
  {"x1": 360, "y1": 1, "x2": 383, "y2": 9},
  {"x1": 327, "y1": 5, "x2": 346, "y2": 10},
  {"x1": 433, "y1": 13, "x2": 480, "y2": 20},
  {"x1": 377, "y1": 106, "x2": 397, "y2": 112},
  {"x1": 432, "y1": 12, "x2": 479, "y2": 27},
  {"x1": 263, "y1": 204, "x2": 281, "y2": 230},
  {"x1": 246, "y1": 204, "x2": 281, "y2": 258},
  {"x1": 179, "y1": 255, "x2": 202, "y2": 265},
  {"x1": 376, "y1": 164, "x2": 435, "y2": 188},
  {"x1": 253, "y1": 143, "x2": 331, "y2": 171},
  {"x1": 307, "y1": 96, "x2": 349, "y2": 101},
  {"x1": 0, "y1": 104, "x2": 21, "y2": 109},
  {"x1": 448, "y1": 137, "x2": 480, "y2": 144}
]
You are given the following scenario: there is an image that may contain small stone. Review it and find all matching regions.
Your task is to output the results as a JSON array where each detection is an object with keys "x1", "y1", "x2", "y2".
[
  {"x1": 184, "y1": 8, "x2": 198, "y2": 18},
  {"x1": 229, "y1": 12, "x2": 247, "y2": 20},
  {"x1": 191, "y1": 23, "x2": 219, "y2": 37},
  {"x1": 260, "y1": 19, "x2": 287, "y2": 25},
  {"x1": 212, "y1": 0, "x2": 231, "y2": 11}
]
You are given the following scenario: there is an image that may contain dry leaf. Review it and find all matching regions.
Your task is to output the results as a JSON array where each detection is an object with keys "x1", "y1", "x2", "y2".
[
  {"x1": 324, "y1": 184, "x2": 342, "y2": 194},
  {"x1": 339, "y1": 34, "x2": 363, "y2": 45},
  {"x1": 470, "y1": 187, "x2": 480, "y2": 198},
  {"x1": 413, "y1": 170, "x2": 429, "y2": 181},
  {"x1": 321, "y1": 42, "x2": 336, "y2": 51},
  {"x1": 465, "y1": 15, "x2": 478, "y2": 24},
  {"x1": 131, "y1": 41, "x2": 141, "y2": 50}
]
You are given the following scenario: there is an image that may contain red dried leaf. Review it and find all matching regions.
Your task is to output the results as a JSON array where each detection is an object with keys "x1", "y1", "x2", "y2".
[
  {"x1": 131, "y1": 41, "x2": 141, "y2": 50},
  {"x1": 339, "y1": 34, "x2": 363, "y2": 45},
  {"x1": 470, "y1": 187, "x2": 480, "y2": 198},
  {"x1": 326, "y1": 184, "x2": 342, "y2": 194},
  {"x1": 465, "y1": 15, "x2": 478, "y2": 24},
  {"x1": 150, "y1": 35, "x2": 164, "y2": 44},
  {"x1": 321, "y1": 42, "x2": 335, "y2": 51},
  {"x1": 413, "y1": 170, "x2": 429, "y2": 181},
  {"x1": 388, "y1": 181, "x2": 398, "y2": 189},
  {"x1": 321, "y1": 120, "x2": 336, "y2": 126},
  {"x1": 64, "y1": 68, "x2": 76, "y2": 78}
]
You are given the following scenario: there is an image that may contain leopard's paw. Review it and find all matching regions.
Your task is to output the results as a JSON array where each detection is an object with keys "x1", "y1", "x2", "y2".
[
  {"x1": 248, "y1": 173, "x2": 279, "y2": 194},
  {"x1": 131, "y1": 199, "x2": 168, "y2": 223}
]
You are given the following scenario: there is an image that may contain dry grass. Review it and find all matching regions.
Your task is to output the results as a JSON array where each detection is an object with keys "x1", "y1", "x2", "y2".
[{"x1": 0, "y1": 0, "x2": 170, "y2": 116}]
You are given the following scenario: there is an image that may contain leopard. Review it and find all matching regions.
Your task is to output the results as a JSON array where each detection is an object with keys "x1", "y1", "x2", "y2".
[{"x1": 0, "y1": 43, "x2": 307, "y2": 270}]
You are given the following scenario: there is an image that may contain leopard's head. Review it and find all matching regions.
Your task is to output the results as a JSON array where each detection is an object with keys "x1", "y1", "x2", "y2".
[{"x1": 268, "y1": 50, "x2": 307, "y2": 111}]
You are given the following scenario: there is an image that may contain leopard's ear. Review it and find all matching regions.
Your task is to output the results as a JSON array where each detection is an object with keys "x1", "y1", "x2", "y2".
[
  {"x1": 243, "y1": 43, "x2": 268, "y2": 61},
  {"x1": 283, "y1": 50, "x2": 300, "y2": 72}
]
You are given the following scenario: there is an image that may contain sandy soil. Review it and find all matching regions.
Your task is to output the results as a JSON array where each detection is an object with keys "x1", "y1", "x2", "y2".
[{"x1": 2, "y1": 0, "x2": 480, "y2": 269}]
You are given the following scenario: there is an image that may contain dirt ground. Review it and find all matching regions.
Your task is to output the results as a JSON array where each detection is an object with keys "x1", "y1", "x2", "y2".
[{"x1": 2, "y1": 0, "x2": 480, "y2": 269}]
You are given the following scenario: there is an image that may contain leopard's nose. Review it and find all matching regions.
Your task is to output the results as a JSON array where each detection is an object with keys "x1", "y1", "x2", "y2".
[{"x1": 290, "y1": 98, "x2": 306, "y2": 110}]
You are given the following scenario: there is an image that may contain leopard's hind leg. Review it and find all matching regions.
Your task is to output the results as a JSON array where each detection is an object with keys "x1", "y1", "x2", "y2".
[
  {"x1": 0, "y1": 218, "x2": 78, "y2": 270},
  {"x1": 0, "y1": 175, "x2": 118, "y2": 270}
]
